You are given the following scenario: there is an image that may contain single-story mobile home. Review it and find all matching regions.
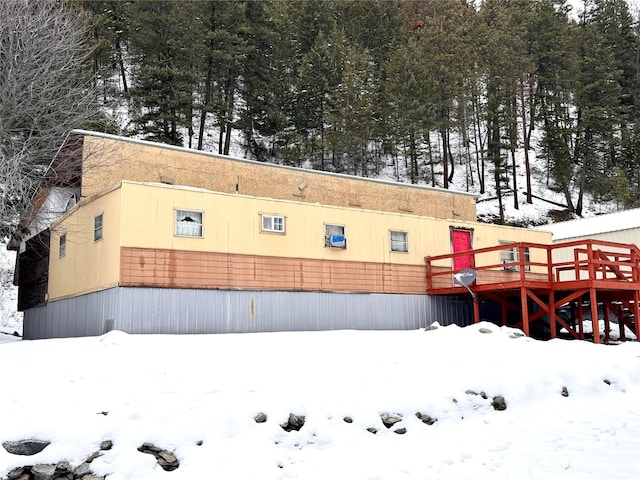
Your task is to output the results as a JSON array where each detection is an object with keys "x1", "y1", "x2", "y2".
[{"x1": 13, "y1": 130, "x2": 552, "y2": 339}]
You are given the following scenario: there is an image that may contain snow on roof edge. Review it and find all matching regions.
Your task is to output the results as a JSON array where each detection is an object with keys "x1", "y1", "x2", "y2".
[{"x1": 536, "y1": 208, "x2": 640, "y2": 240}]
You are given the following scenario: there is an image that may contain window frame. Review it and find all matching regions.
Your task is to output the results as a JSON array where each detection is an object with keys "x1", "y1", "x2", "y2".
[
  {"x1": 175, "y1": 209, "x2": 204, "y2": 238},
  {"x1": 390, "y1": 230, "x2": 409, "y2": 253},
  {"x1": 94, "y1": 213, "x2": 103, "y2": 242},
  {"x1": 499, "y1": 241, "x2": 530, "y2": 272},
  {"x1": 261, "y1": 214, "x2": 286, "y2": 234},
  {"x1": 324, "y1": 223, "x2": 346, "y2": 249},
  {"x1": 59, "y1": 233, "x2": 66, "y2": 258}
]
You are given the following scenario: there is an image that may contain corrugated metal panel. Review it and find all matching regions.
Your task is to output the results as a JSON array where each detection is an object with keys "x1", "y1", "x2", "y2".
[{"x1": 23, "y1": 287, "x2": 473, "y2": 339}]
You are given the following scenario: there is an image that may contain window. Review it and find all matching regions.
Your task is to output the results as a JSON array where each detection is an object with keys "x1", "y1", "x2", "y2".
[
  {"x1": 176, "y1": 209, "x2": 203, "y2": 237},
  {"x1": 59, "y1": 233, "x2": 66, "y2": 258},
  {"x1": 390, "y1": 230, "x2": 408, "y2": 253},
  {"x1": 94, "y1": 214, "x2": 103, "y2": 242},
  {"x1": 261, "y1": 214, "x2": 285, "y2": 233},
  {"x1": 325, "y1": 224, "x2": 346, "y2": 248},
  {"x1": 500, "y1": 242, "x2": 530, "y2": 272}
]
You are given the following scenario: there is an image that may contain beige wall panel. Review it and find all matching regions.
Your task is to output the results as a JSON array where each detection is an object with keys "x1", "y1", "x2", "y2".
[
  {"x1": 48, "y1": 180, "x2": 551, "y2": 301},
  {"x1": 551, "y1": 229, "x2": 640, "y2": 246},
  {"x1": 552, "y1": 230, "x2": 640, "y2": 267},
  {"x1": 119, "y1": 182, "x2": 552, "y2": 267},
  {"x1": 121, "y1": 247, "x2": 428, "y2": 294},
  {"x1": 551, "y1": 235, "x2": 640, "y2": 281},
  {"x1": 80, "y1": 135, "x2": 476, "y2": 222},
  {"x1": 48, "y1": 189, "x2": 121, "y2": 300}
]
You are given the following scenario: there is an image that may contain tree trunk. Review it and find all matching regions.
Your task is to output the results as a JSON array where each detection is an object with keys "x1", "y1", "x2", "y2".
[
  {"x1": 447, "y1": 129, "x2": 454, "y2": 184},
  {"x1": 409, "y1": 130, "x2": 418, "y2": 184},
  {"x1": 428, "y1": 138, "x2": 435, "y2": 187},
  {"x1": 509, "y1": 90, "x2": 519, "y2": 210},
  {"x1": 440, "y1": 128, "x2": 449, "y2": 189},
  {"x1": 198, "y1": 53, "x2": 214, "y2": 151},
  {"x1": 520, "y1": 81, "x2": 532, "y2": 204},
  {"x1": 115, "y1": 36, "x2": 128, "y2": 94},
  {"x1": 218, "y1": 123, "x2": 225, "y2": 155},
  {"x1": 472, "y1": 96, "x2": 485, "y2": 194}
]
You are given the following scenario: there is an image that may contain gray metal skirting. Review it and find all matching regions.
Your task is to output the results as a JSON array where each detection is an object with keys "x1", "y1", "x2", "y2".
[{"x1": 22, "y1": 288, "x2": 472, "y2": 339}]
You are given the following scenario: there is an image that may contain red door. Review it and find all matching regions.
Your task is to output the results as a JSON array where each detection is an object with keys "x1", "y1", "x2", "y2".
[{"x1": 451, "y1": 229, "x2": 472, "y2": 271}]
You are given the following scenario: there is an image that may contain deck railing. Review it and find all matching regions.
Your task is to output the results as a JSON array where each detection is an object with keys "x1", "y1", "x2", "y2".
[{"x1": 425, "y1": 239, "x2": 640, "y2": 293}]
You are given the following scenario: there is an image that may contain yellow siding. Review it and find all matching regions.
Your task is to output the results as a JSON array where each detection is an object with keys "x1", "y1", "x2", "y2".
[
  {"x1": 119, "y1": 182, "x2": 552, "y2": 266},
  {"x1": 48, "y1": 188, "x2": 121, "y2": 300},
  {"x1": 47, "y1": 181, "x2": 552, "y2": 301}
]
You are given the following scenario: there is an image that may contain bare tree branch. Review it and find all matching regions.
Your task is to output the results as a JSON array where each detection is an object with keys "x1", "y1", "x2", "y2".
[{"x1": 0, "y1": 0, "x2": 101, "y2": 237}]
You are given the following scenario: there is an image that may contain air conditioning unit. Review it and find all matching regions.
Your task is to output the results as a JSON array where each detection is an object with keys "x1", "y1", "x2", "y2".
[
  {"x1": 328, "y1": 235, "x2": 346, "y2": 248},
  {"x1": 502, "y1": 260, "x2": 517, "y2": 271}
]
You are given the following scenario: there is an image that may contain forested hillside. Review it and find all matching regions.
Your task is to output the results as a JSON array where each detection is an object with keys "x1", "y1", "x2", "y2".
[
  {"x1": 82, "y1": 0, "x2": 640, "y2": 224},
  {"x1": 2, "y1": 0, "x2": 640, "y2": 234}
]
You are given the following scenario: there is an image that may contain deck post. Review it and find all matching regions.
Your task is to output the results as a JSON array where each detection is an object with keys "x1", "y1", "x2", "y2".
[
  {"x1": 577, "y1": 299, "x2": 584, "y2": 339},
  {"x1": 634, "y1": 290, "x2": 640, "y2": 340},
  {"x1": 603, "y1": 303, "x2": 610, "y2": 344},
  {"x1": 590, "y1": 288, "x2": 599, "y2": 344},
  {"x1": 618, "y1": 301, "x2": 627, "y2": 341},
  {"x1": 549, "y1": 289, "x2": 556, "y2": 339},
  {"x1": 521, "y1": 287, "x2": 529, "y2": 337},
  {"x1": 473, "y1": 295, "x2": 480, "y2": 324}
]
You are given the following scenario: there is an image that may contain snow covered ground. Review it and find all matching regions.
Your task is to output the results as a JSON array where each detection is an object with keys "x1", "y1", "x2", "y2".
[{"x1": 2, "y1": 323, "x2": 640, "y2": 479}]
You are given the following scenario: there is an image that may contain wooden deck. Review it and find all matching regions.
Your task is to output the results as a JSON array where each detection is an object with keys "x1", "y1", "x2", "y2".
[{"x1": 425, "y1": 239, "x2": 640, "y2": 343}]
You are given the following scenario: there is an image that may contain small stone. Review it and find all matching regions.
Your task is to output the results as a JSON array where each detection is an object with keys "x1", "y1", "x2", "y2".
[
  {"x1": 196, "y1": 440, "x2": 203, "y2": 446},
  {"x1": 31, "y1": 464, "x2": 56, "y2": 480},
  {"x1": 2, "y1": 439, "x2": 51, "y2": 456},
  {"x1": 366, "y1": 427, "x2": 378, "y2": 434},
  {"x1": 6, "y1": 467, "x2": 29, "y2": 480},
  {"x1": 254, "y1": 412, "x2": 268, "y2": 423},
  {"x1": 281, "y1": 413, "x2": 305, "y2": 432},
  {"x1": 97, "y1": 411, "x2": 109, "y2": 416},
  {"x1": 479, "y1": 327, "x2": 493, "y2": 334},
  {"x1": 343, "y1": 416, "x2": 353, "y2": 423},
  {"x1": 100, "y1": 440, "x2": 113, "y2": 450},
  {"x1": 415, "y1": 412, "x2": 437, "y2": 425},
  {"x1": 81, "y1": 476, "x2": 106, "y2": 480},
  {"x1": 138, "y1": 444, "x2": 180, "y2": 471},
  {"x1": 604, "y1": 379, "x2": 611, "y2": 385},
  {"x1": 157, "y1": 450, "x2": 179, "y2": 471},
  {"x1": 492, "y1": 395, "x2": 507, "y2": 411},
  {"x1": 158, "y1": 450, "x2": 178, "y2": 463},
  {"x1": 561, "y1": 386, "x2": 569, "y2": 397},
  {"x1": 139, "y1": 442, "x2": 160, "y2": 453},
  {"x1": 380, "y1": 412, "x2": 402, "y2": 428},
  {"x1": 10, "y1": 474, "x2": 29, "y2": 480},
  {"x1": 55, "y1": 461, "x2": 71, "y2": 474},
  {"x1": 74, "y1": 462, "x2": 92, "y2": 477},
  {"x1": 394, "y1": 427, "x2": 407, "y2": 434},
  {"x1": 85, "y1": 451, "x2": 102, "y2": 463}
]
